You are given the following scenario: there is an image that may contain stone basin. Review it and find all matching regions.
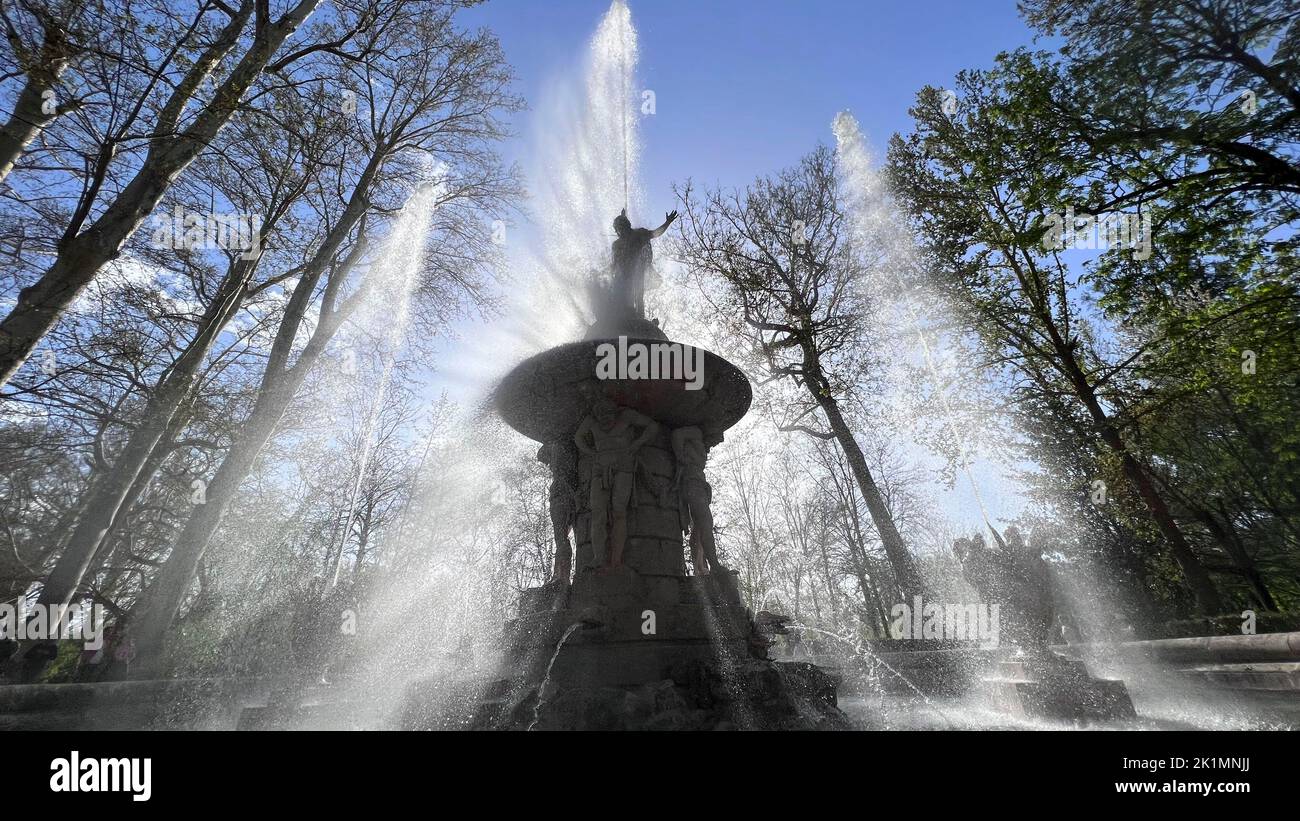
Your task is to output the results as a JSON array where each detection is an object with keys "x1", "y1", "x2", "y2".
[{"x1": 492, "y1": 337, "x2": 752, "y2": 445}]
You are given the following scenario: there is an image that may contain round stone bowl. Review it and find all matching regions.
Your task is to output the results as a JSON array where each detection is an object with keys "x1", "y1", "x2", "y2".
[{"x1": 493, "y1": 337, "x2": 752, "y2": 445}]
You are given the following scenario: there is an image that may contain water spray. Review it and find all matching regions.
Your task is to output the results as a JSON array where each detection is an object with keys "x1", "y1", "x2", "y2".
[
  {"x1": 328, "y1": 181, "x2": 440, "y2": 588},
  {"x1": 832, "y1": 111, "x2": 1004, "y2": 544}
]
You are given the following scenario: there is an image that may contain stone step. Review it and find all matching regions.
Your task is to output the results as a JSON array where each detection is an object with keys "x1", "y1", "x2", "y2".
[
  {"x1": 1174, "y1": 661, "x2": 1300, "y2": 691},
  {"x1": 981, "y1": 675, "x2": 1135, "y2": 722},
  {"x1": 1058, "y1": 632, "x2": 1300, "y2": 665}
]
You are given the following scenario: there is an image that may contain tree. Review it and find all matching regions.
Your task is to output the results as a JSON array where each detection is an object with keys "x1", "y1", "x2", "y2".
[
  {"x1": 31, "y1": 85, "x2": 337, "y2": 618},
  {"x1": 0, "y1": 0, "x2": 416, "y2": 386},
  {"x1": 1017, "y1": 0, "x2": 1300, "y2": 613},
  {"x1": 0, "y1": 0, "x2": 95, "y2": 183},
  {"x1": 1021, "y1": 0, "x2": 1300, "y2": 207},
  {"x1": 887, "y1": 53, "x2": 1226, "y2": 614},
  {"x1": 122, "y1": 5, "x2": 521, "y2": 670},
  {"x1": 673, "y1": 146, "x2": 926, "y2": 597}
]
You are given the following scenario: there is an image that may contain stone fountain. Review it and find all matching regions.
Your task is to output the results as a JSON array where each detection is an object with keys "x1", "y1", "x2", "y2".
[{"x1": 401, "y1": 210, "x2": 848, "y2": 730}]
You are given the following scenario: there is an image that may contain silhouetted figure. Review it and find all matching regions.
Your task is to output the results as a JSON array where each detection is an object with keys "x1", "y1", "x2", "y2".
[
  {"x1": 538, "y1": 440, "x2": 579, "y2": 585},
  {"x1": 953, "y1": 533, "x2": 1006, "y2": 602},
  {"x1": 611, "y1": 208, "x2": 677, "y2": 317},
  {"x1": 672, "y1": 426, "x2": 724, "y2": 574},
  {"x1": 1003, "y1": 525, "x2": 1053, "y2": 651},
  {"x1": 954, "y1": 528, "x2": 1054, "y2": 654}
]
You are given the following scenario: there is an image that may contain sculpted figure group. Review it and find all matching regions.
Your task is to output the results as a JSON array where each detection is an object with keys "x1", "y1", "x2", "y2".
[
  {"x1": 953, "y1": 526, "x2": 1055, "y2": 653},
  {"x1": 536, "y1": 209, "x2": 722, "y2": 585},
  {"x1": 542, "y1": 397, "x2": 724, "y2": 585}
]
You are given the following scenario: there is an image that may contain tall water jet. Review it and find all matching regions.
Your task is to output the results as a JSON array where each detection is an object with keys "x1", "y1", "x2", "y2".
[
  {"x1": 465, "y1": 0, "x2": 645, "y2": 366},
  {"x1": 399, "y1": 2, "x2": 848, "y2": 730},
  {"x1": 326, "y1": 179, "x2": 441, "y2": 587},
  {"x1": 832, "y1": 112, "x2": 1134, "y2": 723},
  {"x1": 833, "y1": 111, "x2": 1008, "y2": 535}
]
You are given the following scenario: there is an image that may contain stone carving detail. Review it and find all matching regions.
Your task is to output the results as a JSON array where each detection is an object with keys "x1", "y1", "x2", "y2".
[
  {"x1": 572, "y1": 398, "x2": 659, "y2": 571},
  {"x1": 537, "y1": 440, "x2": 579, "y2": 586},
  {"x1": 671, "y1": 426, "x2": 724, "y2": 574}
]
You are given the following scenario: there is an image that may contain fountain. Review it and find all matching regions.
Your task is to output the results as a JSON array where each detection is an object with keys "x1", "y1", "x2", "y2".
[
  {"x1": 395, "y1": 196, "x2": 849, "y2": 729},
  {"x1": 2, "y1": 1, "x2": 1296, "y2": 742},
  {"x1": 387, "y1": 4, "x2": 842, "y2": 728}
]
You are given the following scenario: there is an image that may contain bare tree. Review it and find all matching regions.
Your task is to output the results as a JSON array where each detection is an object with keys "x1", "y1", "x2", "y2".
[
  {"x1": 31, "y1": 84, "x2": 337, "y2": 618},
  {"x1": 674, "y1": 146, "x2": 925, "y2": 596},
  {"x1": 123, "y1": 6, "x2": 521, "y2": 669},
  {"x1": 0, "y1": 0, "x2": 94, "y2": 182},
  {"x1": 0, "y1": 0, "x2": 414, "y2": 386}
]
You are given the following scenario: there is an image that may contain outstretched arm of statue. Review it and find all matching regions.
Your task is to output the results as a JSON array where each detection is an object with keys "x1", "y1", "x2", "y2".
[
  {"x1": 573, "y1": 417, "x2": 596, "y2": 456},
  {"x1": 650, "y1": 210, "x2": 679, "y2": 238}
]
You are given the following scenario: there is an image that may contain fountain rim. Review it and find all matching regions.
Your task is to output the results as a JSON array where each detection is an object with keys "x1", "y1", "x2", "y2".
[{"x1": 492, "y1": 336, "x2": 753, "y2": 445}]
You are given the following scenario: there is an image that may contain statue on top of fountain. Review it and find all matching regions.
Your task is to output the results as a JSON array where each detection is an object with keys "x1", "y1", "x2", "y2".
[{"x1": 610, "y1": 208, "x2": 677, "y2": 319}]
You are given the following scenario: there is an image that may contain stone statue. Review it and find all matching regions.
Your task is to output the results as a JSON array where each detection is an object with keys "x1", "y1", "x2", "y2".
[
  {"x1": 573, "y1": 398, "x2": 659, "y2": 572},
  {"x1": 611, "y1": 208, "x2": 678, "y2": 318},
  {"x1": 671, "y1": 425, "x2": 724, "y2": 574},
  {"x1": 537, "y1": 440, "x2": 579, "y2": 585},
  {"x1": 953, "y1": 527, "x2": 1053, "y2": 654},
  {"x1": 1003, "y1": 525, "x2": 1054, "y2": 652},
  {"x1": 953, "y1": 533, "x2": 998, "y2": 599}
]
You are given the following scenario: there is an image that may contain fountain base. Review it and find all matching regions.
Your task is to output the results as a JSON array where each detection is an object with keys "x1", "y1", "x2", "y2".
[
  {"x1": 981, "y1": 652, "x2": 1135, "y2": 722},
  {"x1": 400, "y1": 568, "x2": 850, "y2": 730},
  {"x1": 861, "y1": 642, "x2": 1136, "y2": 723}
]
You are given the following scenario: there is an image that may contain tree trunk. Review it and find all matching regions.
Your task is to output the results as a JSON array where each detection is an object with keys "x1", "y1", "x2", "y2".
[
  {"x1": 1050, "y1": 334, "x2": 1224, "y2": 615},
  {"x1": 125, "y1": 260, "x2": 362, "y2": 672},
  {"x1": 0, "y1": 14, "x2": 77, "y2": 184},
  {"x1": 34, "y1": 266, "x2": 253, "y2": 614},
  {"x1": 816, "y1": 533, "x2": 840, "y2": 625},
  {"x1": 0, "y1": 61, "x2": 69, "y2": 184},
  {"x1": 125, "y1": 360, "x2": 315, "y2": 673},
  {"x1": 116, "y1": 153, "x2": 378, "y2": 673},
  {"x1": 814, "y1": 392, "x2": 926, "y2": 597},
  {"x1": 1198, "y1": 505, "x2": 1277, "y2": 611}
]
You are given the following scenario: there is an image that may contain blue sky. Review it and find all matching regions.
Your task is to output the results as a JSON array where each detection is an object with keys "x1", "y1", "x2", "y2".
[
  {"x1": 464, "y1": 0, "x2": 1041, "y2": 206},
  {"x1": 437, "y1": 1, "x2": 1050, "y2": 530}
]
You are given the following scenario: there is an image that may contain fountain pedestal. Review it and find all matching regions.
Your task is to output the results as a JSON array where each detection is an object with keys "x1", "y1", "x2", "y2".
[
  {"x1": 411, "y1": 567, "x2": 846, "y2": 730},
  {"x1": 512, "y1": 570, "x2": 751, "y2": 688},
  {"x1": 399, "y1": 322, "x2": 849, "y2": 729}
]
